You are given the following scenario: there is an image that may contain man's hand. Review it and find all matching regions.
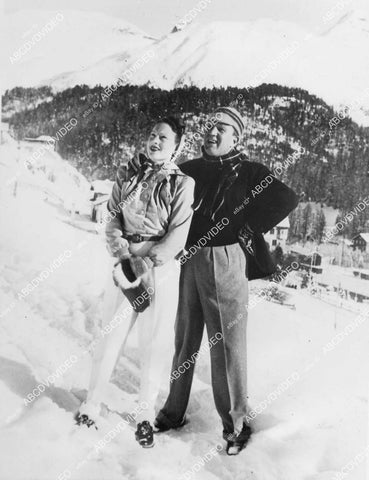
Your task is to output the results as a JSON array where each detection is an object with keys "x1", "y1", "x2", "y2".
[
  {"x1": 148, "y1": 245, "x2": 172, "y2": 267},
  {"x1": 130, "y1": 255, "x2": 154, "y2": 277},
  {"x1": 238, "y1": 223, "x2": 255, "y2": 256}
]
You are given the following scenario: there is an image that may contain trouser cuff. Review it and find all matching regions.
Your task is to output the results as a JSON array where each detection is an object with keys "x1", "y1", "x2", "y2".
[{"x1": 155, "y1": 409, "x2": 184, "y2": 429}]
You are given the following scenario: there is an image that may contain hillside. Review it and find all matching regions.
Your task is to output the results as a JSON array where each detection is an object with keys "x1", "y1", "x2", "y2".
[{"x1": 4, "y1": 84, "x2": 369, "y2": 234}]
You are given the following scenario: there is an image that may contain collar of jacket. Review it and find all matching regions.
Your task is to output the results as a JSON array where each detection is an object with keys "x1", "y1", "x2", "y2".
[
  {"x1": 201, "y1": 147, "x2": 245, "y2": 166},
  {"x1": 128, "y1": 153, "x2": 184, "y2": 175}
]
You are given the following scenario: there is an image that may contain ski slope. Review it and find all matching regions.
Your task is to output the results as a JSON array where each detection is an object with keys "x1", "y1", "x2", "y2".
[{"x1": 0, "y1": 137, "x2": 368, "y2": 480}]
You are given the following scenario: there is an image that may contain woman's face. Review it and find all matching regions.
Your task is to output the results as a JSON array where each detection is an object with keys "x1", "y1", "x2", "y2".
[{"x1": 146, "y1": 122, "x2": 178, "y2": 163}]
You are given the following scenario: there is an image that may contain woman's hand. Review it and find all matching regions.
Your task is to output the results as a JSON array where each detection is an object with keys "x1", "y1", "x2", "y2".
[{"x1": 108, "y1": 237, "x2": 130, "y2": 259}]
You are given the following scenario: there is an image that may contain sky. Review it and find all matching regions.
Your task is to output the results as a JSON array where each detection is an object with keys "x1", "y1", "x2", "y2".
[{"x1": 3, "y1": 0, "x2": 367, "y2": 37}]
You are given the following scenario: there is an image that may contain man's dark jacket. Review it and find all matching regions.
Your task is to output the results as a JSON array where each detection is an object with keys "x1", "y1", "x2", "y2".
[{"x1": 180, "y1": 153, "x2": 299, "y2": 280}]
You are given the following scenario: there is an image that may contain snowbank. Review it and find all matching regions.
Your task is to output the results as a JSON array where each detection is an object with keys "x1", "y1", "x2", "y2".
[{"x1": 0, "y1": 138, "x2": 367, "y2": 480}]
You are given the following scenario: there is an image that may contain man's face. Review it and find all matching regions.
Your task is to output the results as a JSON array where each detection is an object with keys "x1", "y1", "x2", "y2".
[
  {"x1": 204, "y1": 121, "x2": 238, "y2": 157},
  {"x1": 146, "y1": 122, "x2": 178, "y2": 163}
]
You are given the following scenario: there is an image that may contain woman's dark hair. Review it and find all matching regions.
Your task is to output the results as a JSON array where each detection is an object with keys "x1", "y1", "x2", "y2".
[{"x1": 157, "y1": 116, "x2": 186, "y2": 143}]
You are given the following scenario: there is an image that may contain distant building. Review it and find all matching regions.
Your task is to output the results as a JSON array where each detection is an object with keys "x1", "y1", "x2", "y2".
[
  {"x1": 351, "y1": 233, "x2": 369, "y2": 252},
  {"x1": 264, "y1": 217, "x2": 290, "y2": 249},
  {"x1": 24, "y1": 135, "x2": 56, "y2": 150},
  {"x1": 352, "y1": 268, "x2": 369, "y2": 281},
  {"x1": 289, "y1": 245, "x2": 323, "y2": 273},
  {"x1": 290, "y1": 245, "x2": 322, "y2": 263},
  {"x1": 91, "y1": 194, "x2": 110, "y2": 223},
  {"x1": 90, "y1": 180, "x2": 114, "y2": 223}
]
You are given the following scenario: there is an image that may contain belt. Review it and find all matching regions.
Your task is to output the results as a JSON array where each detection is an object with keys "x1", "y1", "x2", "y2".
[{"x1": 124, "y1": 233, "x2": 163, "y2": 243}]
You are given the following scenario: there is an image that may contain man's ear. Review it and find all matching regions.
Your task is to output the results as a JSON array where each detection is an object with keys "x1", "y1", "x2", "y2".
[{"x1": 232, "y1": 134, "x2": 239, "y2": 147}]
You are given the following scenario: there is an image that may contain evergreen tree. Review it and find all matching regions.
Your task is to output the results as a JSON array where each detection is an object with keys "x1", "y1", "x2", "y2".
[
  {"x1": 301, "y1": 203, "x2": 313, "y2": 243},
  {"x1": 4, "y1": 82, "x2": 369, "y2": 212},
  {"x1": 312, "y1": 208, "x2": 326, "y2": 243},
  {"x1": 273, "y1": 245, "x2": 284, "y2": 266}
]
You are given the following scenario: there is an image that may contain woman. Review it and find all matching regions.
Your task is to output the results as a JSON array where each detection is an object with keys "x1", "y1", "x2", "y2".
[{"x1": 76, "y1": 117, "x2": 194, "y2": 448}]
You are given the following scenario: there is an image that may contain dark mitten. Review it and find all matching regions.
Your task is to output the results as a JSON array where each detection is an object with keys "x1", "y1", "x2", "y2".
[{"x1": 113, "y1": 259, "x2": 153, "y2": 313}]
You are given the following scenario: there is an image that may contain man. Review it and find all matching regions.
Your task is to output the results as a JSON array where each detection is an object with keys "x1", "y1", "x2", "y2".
[{"x1": 155, "y1": 106, "x2": 299, "y2": 455}]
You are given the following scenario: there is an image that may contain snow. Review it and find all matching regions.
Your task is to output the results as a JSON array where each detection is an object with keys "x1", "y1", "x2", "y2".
[
  {"x1": 275, "y1": 217, "x2": 290, "y2": 229},
  {"x1": 91, "y1": 179, "x2": 114, "y2": 195},
  {"x1": 357, "y1": 233, "x2": 369, "y2": 243},
  {"x1": 13, "y1": 139, "x2": 92, "y2": 215},
  {"x1": 3, "y1": 9, "x2": 154, "y2": 90},
  {"x1": 0, "y1": 136, "x2": 368, "y2": 479}
]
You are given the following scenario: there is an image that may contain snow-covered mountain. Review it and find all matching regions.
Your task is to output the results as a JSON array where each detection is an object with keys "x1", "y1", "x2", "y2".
[
  {"x1": 3, "y1": 10, "x2": 154, "y2": 90},
  {"x1": 4, "y1": 9, "x2": 369, "y2": 125}
]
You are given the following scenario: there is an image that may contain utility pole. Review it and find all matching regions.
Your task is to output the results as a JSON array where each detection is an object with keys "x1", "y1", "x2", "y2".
[
  {"x1": 13, "y1": 141, "x2": 21, "y2": 197},
  {"x1": 339, "y1": 237, "x2": 344, "y2": 267}
]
